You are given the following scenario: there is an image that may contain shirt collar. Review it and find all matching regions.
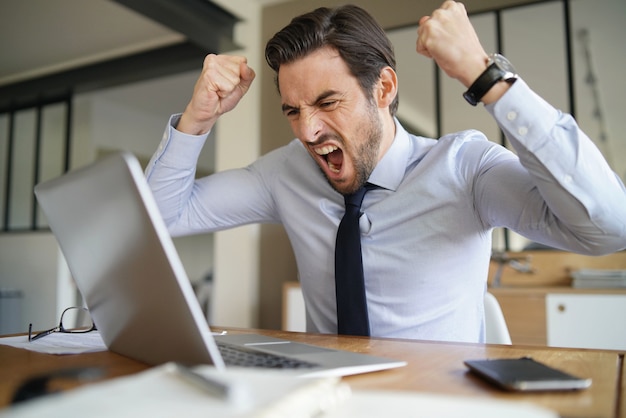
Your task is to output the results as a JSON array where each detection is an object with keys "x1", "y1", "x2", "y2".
[{"x1": 367, "y1": 118, "x2": 411, "y2": 192}]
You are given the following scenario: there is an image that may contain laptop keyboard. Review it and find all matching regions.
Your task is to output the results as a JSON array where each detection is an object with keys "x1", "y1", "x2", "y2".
[{"x1": 216, "y1": 341, "x2": 318, "y2": 369}]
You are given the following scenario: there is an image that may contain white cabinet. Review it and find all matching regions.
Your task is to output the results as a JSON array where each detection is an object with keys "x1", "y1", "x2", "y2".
[{"x1": 546, "y1": 293, "x2": 626, "y2": 350}]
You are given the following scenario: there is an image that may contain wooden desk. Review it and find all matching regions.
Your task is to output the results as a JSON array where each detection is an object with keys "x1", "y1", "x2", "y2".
[{"x1": 0, "y1": 328, "x2": 623, "y2": 418}]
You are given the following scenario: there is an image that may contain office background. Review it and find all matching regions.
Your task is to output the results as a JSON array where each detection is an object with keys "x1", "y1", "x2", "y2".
[{"x1": 0, "y1": 0, "x2": 624, "y2": 338}]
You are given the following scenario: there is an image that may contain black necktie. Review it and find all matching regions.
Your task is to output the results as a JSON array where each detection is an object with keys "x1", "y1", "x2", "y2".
[{"x1": 335, "y1": 184, "x2": 374, "y2": 336}]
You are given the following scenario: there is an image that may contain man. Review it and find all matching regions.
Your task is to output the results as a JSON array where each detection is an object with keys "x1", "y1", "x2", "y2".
[{"x1": 146, "y1": 2, "x2": 626, "y2": 343}]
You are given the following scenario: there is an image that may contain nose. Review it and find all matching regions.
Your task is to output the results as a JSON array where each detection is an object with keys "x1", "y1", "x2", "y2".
[{"x1": 294, "y1": 109, "x2": 323, "y2": 143}]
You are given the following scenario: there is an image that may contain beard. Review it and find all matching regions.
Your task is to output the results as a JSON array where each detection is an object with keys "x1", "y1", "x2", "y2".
[
  {"x1": 326, "y1": 102, "x2": 384, "y2": 195},
  {"x1": 350, "y1": 114, "x2": 383, "y2": 193}
]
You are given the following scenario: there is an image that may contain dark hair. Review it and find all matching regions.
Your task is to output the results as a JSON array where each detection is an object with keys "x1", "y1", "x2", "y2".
[{"x1": 265, "y1": 5, "x2": 398, "y2": 116}]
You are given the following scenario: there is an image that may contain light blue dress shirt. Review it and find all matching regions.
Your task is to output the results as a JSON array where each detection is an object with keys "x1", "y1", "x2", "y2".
[{"x1": 146, "y1": 79, "x2": 626, "y2": 343}]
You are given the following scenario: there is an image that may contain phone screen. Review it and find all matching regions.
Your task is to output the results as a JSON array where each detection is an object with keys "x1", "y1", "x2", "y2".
[{"x1": 464, "y1": 357, "x2": 592, "y2": 391}]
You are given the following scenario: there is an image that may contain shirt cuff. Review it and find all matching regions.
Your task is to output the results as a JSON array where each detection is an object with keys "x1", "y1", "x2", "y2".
[
  {"x1": 485, "y1": 79, "x2": 560, "y2": 153},
  {"x1": 154, "y1": 114, "x2": 211, "y2": 168}
]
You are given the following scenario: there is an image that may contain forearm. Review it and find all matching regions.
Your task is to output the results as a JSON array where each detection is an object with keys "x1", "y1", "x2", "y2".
[
  {"x1": 487, "y1": 79, "x2": 626, "y2": 253},
  {"x1": 145, "y1": 114, "x2": 209, "y2": 231}
]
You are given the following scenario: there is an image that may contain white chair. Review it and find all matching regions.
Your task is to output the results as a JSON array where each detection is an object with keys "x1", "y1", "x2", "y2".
[
  {"x1": 284, "y1": 283, "x2": 513, "y2": 344},
  {"x1": 484, "y1": 291, "x2": 512, "y2": 345}
]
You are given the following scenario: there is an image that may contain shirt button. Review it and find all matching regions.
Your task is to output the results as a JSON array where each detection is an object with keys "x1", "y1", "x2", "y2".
[
  {"x1": 518, "y1": 126, "x2": 528, "y2": 136},
  {"x1": 507, "y1": 111, "x2": 517, "y2": 121},
  {"x1": 563, "y1": 174, "x2": 573, "y2": 183}
]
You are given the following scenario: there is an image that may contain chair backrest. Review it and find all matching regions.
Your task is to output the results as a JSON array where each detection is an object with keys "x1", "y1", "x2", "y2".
[
  {"x1": 284, "y1": 283, "x2": 513, "y2": 344},
  {"x1": 484, "y1": 292, "x2": 512, "y2": 344}
]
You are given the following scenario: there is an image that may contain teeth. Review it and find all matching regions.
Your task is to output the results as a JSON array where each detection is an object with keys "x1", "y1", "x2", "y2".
[
  {"x1": 315, "y1": 145, "x2": 338, "y2": 156},
  {"x1": 313, "y1": 145, "x2": 340, "y2": 173}
]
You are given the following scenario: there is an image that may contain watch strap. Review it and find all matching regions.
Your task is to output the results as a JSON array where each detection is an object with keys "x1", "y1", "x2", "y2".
[{"x1": 463, "y1": 62, "x2": 504, "y2": 106}]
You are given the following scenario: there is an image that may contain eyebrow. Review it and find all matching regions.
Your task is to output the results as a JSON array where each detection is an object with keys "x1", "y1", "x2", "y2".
[{"x1": 281, "y1": 90, "x2": 341, "y2": 114}]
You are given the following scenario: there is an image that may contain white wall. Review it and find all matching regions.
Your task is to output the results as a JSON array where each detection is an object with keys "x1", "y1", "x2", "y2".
[
  {"x1": 208, "y1": 0, "x2": 262, "y2": 328},
  {"x1": 0, "y1": 233, "x2": 69, "y2": 333}
]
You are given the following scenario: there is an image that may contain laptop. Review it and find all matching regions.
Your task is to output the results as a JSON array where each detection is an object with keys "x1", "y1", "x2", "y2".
[{"x1": 34, "y1": 151, "x2": 406, "y2": 377}]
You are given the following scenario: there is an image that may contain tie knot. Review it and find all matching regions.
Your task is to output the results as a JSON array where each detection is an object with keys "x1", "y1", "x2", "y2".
[
  {"x1": 344, "y1": 183, "x2": 376, "y2": 208},
  {"x1": 344, "y1": 186, "x2": 367, "y2": 208}
]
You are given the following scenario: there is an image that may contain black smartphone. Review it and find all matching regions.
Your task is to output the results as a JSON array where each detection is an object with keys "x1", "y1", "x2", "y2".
[{"x1": 464, "y1": 357, "x2": 592, "y2": 391}]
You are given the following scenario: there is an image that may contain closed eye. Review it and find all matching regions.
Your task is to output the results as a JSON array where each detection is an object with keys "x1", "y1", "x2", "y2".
[
  {"x1": 319, "y1": 101, "x2": 337, "y2": 109},
  {"x1": 282, "y1": 104, "x2": 299, "y2": 118}
]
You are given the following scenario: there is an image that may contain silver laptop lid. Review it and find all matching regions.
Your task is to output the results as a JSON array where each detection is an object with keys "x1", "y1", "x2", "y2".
[{"x1": 35, "y1": 152, "x2": 224, "y2": 367}]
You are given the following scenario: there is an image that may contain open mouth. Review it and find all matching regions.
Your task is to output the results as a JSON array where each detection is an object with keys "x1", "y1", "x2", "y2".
[{"x1": 315, "y1": 144, "x2": 343, "y2": 174}]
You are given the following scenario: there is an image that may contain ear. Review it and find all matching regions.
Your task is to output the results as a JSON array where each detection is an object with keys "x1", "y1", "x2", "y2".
[{"x1": 375, "y1": 66, "x2": 398, "y2": 109}]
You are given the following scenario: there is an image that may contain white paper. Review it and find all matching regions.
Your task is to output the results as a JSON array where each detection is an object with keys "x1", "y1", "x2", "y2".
[
  {"x1": 0, "y1": 332, "x2": 107, "y2": 354},
  {"x1": 0, "y1": 363, "x2": 349, "y2": 418},
  {"x1": 0, "y1": 330, "x2": 228, "y2": 355},
  {"x1": 326, "y1": 391, "x2": 558, "y2": 418}
]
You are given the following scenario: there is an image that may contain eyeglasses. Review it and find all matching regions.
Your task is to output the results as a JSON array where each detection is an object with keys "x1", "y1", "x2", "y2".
[{"x1": 28, "y1": 306, "x2": 97, "y2": 342}]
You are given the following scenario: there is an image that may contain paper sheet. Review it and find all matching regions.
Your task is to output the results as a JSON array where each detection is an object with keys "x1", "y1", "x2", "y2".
[
  {"x1": 0, "y1": 332, "x2": 107, "y2": 354},
  {"x1": 327, "y1": 391, "x2": 558, "y2": 418},
  {"x1": 0, "y1": 363, "x2": 349, "y2": 418},
  {"x1": 0, "y1": 330, "x2": 227, "y2": 355}
]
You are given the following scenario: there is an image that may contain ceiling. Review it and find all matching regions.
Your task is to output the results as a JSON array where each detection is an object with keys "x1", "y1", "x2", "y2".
[
  {"x1": 0, "y1": 1, "x2": 177, "y2": 85},
  {"x1": 0, "y1": 0, "x2": 240, "y2": 112}
]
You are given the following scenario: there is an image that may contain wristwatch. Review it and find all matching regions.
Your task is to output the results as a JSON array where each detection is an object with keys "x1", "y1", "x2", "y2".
[{"x1": 463, "y1": 54, "x2": 518, "y2": 106}]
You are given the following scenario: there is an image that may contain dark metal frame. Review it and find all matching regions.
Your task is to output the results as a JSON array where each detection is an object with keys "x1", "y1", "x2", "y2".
[{"x1": 1, "y1": 97, "x2": 72, "y2": 232}]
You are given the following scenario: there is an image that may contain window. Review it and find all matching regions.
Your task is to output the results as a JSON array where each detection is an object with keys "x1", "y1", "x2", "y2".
[{"x1": 0, "y1": 98, "x2": 71, "y2": 232}]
